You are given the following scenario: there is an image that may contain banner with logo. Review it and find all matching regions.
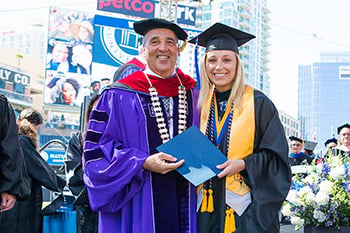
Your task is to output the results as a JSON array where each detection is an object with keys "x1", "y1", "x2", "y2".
[
  {"x1": 97, "y1": 0, "x2": 196, "y2": 26},
  {"x1": 91, "y1": 15, "x2": 202, "y2": 83}
]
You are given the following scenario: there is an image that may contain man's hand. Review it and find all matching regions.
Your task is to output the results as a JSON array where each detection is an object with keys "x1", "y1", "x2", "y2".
[
  {"x1": 216, "y1": 159, "x2": 245, "y2": 178},
  {"x1": 143, "y1": 152, "x2": 184, "y2": 174},
  {"x1": 0, "y1": 192, "x2": 16, "y2": 212}
]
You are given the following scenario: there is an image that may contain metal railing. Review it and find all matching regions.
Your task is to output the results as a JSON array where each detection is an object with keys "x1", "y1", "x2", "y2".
[{"x1": 38, "y1": 139, "x2": 67, "y2": 153}]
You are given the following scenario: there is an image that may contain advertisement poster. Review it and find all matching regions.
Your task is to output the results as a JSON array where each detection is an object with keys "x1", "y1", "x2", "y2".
[
  {"x1": 97, "y1": 0, "x2": 197, "y2": 26},
  {"x1": 44, "y1": 8, "x2": 94, "y2": 107},
  {"x1": 91, "y1": 15, "x2": 202, "y2": 87}
]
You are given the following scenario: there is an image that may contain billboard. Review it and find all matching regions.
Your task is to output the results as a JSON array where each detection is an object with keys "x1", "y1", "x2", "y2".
[
  {"x1": 44, "y1": 8, "x2": 95, "y2": 107},
  {"x1": 91, "y1": 15, "x2": 202, "y2": 86},
  {"x1": 97, "y1": 0, "x2": 196, "y2": 26}
]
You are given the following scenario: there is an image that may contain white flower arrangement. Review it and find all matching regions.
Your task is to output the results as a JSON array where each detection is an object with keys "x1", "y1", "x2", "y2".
[{"x1": 282, "y1": 150, "x2": 350, "y2": 230}]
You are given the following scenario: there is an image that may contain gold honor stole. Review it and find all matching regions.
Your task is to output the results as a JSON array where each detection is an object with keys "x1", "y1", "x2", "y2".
[{"x1": 200, "y1": 85, "x2": 255, "y2": 196}]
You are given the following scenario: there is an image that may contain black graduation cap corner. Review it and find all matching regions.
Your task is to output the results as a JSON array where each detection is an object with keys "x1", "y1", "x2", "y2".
[
  {"x1": 188, "y1": 22, "x2": 255, "y2": 53},
  {"x1": 133, "y1": 18, "x2": 188, "y2": 41},
  {"x1": 289, "y1": 136, "x2": 303, "y2": 144},
  {"x1": 304, "y1": 141, "x2": 317, "y2": 152},
  {"x1": 337, "y1": 123, "x2": 350, "y2": 134},
  {"x1": 324, "y1": 138, "x2": 337, "y2": 147}
]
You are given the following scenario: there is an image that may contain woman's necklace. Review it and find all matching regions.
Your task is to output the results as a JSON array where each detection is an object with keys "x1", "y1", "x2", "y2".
[{"x1": 144, "y1": 73, "x2": 187, "y2": 144}]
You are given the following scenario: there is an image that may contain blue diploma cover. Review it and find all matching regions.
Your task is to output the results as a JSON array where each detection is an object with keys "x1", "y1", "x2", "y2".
[{"x1": 157, "y1": 126, "x2": 227, "y2": 186}]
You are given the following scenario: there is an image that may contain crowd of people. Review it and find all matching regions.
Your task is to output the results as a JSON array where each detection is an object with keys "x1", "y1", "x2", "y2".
[
  {"x1": 287, "y1": 123, "x2": 350, "y2": 168},
  {"x1": 2, "y1": 17, "x2": 348, "y2": 233}
]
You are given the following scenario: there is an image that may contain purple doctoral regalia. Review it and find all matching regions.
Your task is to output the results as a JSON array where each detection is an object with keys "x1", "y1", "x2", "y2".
[{"x1": 83, "y1": 70, "x2": 198, "y2": 233}]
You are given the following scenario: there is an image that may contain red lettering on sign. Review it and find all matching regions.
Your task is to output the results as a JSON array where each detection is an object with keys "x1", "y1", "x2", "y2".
[
  {"x1": 124, "y1": 0, "x2": 131, "y2": 10},
  {"x1": 131, "y1": 0, "x2": 142, "y2": 12},
  {"x1": 142, "y1": 1, "x2": 153, "y2": 14},
  {"x1": 112, "y1": 0, "x2": 123, "y2": 9},
  {"x1": 98, "y1": 0, "x2": 155, "y2": 14},
  {"x1": 98, "y1": 0, "x2": 110, "y2": 9}
]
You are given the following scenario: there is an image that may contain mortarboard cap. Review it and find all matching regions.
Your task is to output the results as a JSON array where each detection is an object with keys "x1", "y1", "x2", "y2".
[
  {"x1": 91, "y1": 80, "x2": 100, "y2": 86},
  {"x1": 289, "y1": 136, "x2": 303, "y2": 144},
  {"x1": 304, "y1": 141, "x2": 317, "y2": 152},
  {"x1": 337, "y1": 123, "x2": 350, "y2": 134},
  {"x1": 133, "y1": 18, "x2": 188, "y2": 41},
  {"x1": 324, "y1": 138, "x2": 337, "y2": 147},
  {"x1": 188, "y1": 23, "x2": 255, "y2": 53}
]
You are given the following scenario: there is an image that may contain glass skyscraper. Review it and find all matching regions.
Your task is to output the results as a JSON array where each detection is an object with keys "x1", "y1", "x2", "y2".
[
  {"x1": 298, "y1": 51, "x2": 350, "y2": 153},
  {"x1": 194, "y1": 0, "x2": 271, "y2": 94}
]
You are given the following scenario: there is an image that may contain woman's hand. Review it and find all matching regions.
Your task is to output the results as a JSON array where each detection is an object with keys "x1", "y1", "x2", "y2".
[
  {"x1": 143, "y1": 152, "x2": 184, "y2": 174},
  {"x1": 216, "y1": 159, "x2": 245, "y2": 178},
  {"x1": 0, "y1": 193, "x2": 16, "y2": 212}
]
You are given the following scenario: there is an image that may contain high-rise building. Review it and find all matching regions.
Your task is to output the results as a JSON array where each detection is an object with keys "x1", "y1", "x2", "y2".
[
  {"x1": 298, "y1": 51, "x2": 350, "y2": 152},
  {"x1": 0, "y1": 26, "x2": 48, "y2": 60},
  {"x1": 193, "y1": 0, "x2": 271, "y2": 94},
  {"x1": 279, "y1": 109, "x2": 299, "y2": 140}
]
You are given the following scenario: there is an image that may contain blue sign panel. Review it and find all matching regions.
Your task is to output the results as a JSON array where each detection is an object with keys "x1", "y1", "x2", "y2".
[
  {"x1": 41, "y1": 149, "x2": 66, "y2": 166},
  {"x1": 92, "y1": 15, "x2": 201, "y2": 68},
  {"x1": 93, "y1": 16, "x2": 140, "y2": 67}
]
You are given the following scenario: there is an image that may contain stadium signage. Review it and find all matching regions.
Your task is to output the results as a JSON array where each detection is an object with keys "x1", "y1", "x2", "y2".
[
  {"x1": 97, "y1": 0, "x2": 196, "y2": 26},
  {"x1": 0, "y1": 67, "x2": 30, "y2": 86}
]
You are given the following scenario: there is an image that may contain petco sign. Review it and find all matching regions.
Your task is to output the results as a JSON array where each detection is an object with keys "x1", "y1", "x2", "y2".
[{"x1": 97, "y1": 0, "x2": 196, "y2": 26}]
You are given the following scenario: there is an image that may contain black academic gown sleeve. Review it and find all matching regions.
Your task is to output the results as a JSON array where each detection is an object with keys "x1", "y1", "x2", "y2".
[
  {"x1": 65, "y1": 132, "x2": 83, "y2": 174},
  {"x1": 239, "y1": 90, "x2": 291, "y2": 233},
  {"x1": 0, "y1": 95, "x2": 30, "y2": 200},
  {"x1": 64, "y1": 132, "x2": 85, "y2": 196},
  {"x1": 20, "y1": 136, "x2": 66, "y2": 192}
]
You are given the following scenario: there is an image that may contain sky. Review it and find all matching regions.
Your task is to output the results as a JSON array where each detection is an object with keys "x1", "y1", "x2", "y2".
[
  {"x1": 268, "y1": 0, "x2": 350, "y2": 117},
  {"x1": 2, "y1": 0, "x2": 350, "y2": 118}
]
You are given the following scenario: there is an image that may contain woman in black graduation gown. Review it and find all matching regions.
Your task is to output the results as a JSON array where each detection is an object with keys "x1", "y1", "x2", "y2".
[
  {"x1": 2, "y1": 108, "x2": 66, "y2": 233},
  {"x1": 189, "y1": 23, "x2": 291, "y2": 233}
]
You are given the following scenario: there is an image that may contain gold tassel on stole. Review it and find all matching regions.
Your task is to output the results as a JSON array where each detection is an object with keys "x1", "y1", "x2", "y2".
[
  {"x1": 207, "y1": 189, "x2": 214, "y2": 213},
  {"x1": 200, "y1": 189, "x2": 208, "y2": 212},
  {"x1": 224, "y1": 208, "x2": 236, "y2": 233}
]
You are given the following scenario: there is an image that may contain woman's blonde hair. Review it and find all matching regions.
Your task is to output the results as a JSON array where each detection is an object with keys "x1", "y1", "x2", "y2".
[
  {"x1": 17, "y1": 108, "x2": 43, "y2": 149},
  {"x1": 197, "y1": 52, "x2": 245, "y2": 113}
]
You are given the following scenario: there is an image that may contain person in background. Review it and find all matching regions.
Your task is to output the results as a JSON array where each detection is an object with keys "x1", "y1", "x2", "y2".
[
  {"x1": 288, "y1": 136, "x2": 313, "y2": 165},
  {"x1": 100, "y1": 78, "x2": 111, "y2": 89},
  {"x1": 2, "y1": 108, "x2": 65, "y2": 233},
  {"x1": 303, "y1": 140, "x2": 317, "y2": 163},
  {"x1": 324, "y1": 137, "x2": 337, "y2": 149},
  {"x1": 316, "y1": 137, "x2": 338, "y2": 163},
  {"x1": 330, "y1": 123, "x2": 350, "y2": 157},
  {"x1": 54, "y1": 78, "x2": 80, "y2": 106},
  {"x1": 0, "y1": 94, "x2": 30, "y2": 213},
  {"x1": 65, "y1": 95, "x2": 100, "y2": 233},
  {"x1": 190, "y1": 23, "x2": 291, "y2": 233},
  {"x1": 46, "y1": 42, "x2": 88, "y2": 74},
  {"x1": 83, "y1": 18, "x2": 198, "y2": 233},
  {"x1": 72, "y1": 44, "x2": 93, "y2": 74},
  {"x1": 49, "y1": 15, "x2": 74, "y2": 41},
  {"x1": 70, "y1": 20, "x2": 94, "y2": 43},
  {"x1": 112, "y1": 39, "x2": 146, "y2": 82},
  {"x1": 90, "y1": 81, "x2": 101, "y2": 95}
]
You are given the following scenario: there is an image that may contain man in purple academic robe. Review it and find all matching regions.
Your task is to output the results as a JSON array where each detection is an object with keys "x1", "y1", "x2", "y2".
[{"x1": 83, "y1": 18, "x2": 198, "y2": 233}]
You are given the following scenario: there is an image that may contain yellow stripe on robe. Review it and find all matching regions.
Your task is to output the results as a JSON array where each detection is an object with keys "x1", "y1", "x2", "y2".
[{"x1": 200, "y1": 85, "x2": 255, "y2": 196}]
